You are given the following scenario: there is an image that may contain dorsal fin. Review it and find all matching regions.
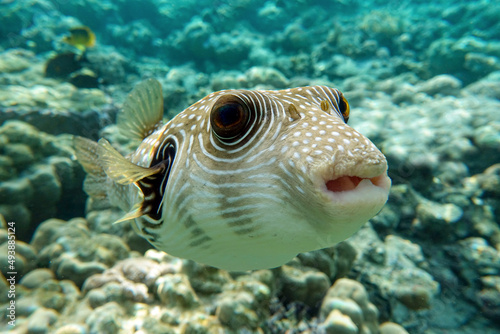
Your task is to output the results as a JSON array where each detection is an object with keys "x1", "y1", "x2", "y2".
[
  {"x1": 117, "y1": 78, "x2": 164, "y2": 141},
  {"x1": 97, "y1": 138, "x2": 164, "y2": 185}
]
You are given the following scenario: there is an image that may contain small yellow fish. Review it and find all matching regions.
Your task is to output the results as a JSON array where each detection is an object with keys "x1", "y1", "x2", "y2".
[
  {"x1": 74, "y1": 79, "x2": 391, "y2": 271},
  {"x1": 62, "y1": 26, "x2": 96, "y2": 52}
]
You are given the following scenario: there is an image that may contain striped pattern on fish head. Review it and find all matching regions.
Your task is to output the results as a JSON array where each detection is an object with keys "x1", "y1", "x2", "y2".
[{"x1": 132, "y1": 85, "x2": 391, "y2": 271}]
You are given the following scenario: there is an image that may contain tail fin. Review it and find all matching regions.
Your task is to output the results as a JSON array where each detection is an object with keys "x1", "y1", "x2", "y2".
[{"x1": 73, "y1": 136, "x2": 108, "y2": 200}]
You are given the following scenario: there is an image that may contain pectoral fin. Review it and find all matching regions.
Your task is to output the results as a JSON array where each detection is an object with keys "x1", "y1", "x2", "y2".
[
  {"x1": 96, "y1": 138, "x2": 163, "y2": 185},
  {"x1": 113, "y1": 202, "x2": 144, "y2": 224},
  {"x1": 73, "y1": 136, "x2": 108, "y2": 200},
  {"x1": 95, "y1": 139, "x2": 168, "y2": 222}
]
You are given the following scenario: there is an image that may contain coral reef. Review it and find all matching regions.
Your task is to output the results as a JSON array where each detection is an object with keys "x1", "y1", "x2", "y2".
[{"x1": 0, "y1": 121, "x2": 86, "y2": 241}]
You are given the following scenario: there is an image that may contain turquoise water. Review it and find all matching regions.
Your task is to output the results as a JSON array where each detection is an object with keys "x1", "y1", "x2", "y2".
[{"x1": 0, "y1": 0, "x2": 499, "y2": 333}]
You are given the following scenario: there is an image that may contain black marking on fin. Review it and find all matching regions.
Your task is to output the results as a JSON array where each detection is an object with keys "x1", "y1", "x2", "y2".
[{"x1": 137, "y1": 138, "x2": 176, "y2": 221}]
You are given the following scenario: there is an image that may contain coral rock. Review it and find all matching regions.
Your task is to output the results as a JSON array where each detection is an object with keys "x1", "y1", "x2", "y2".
[
  {"x1": 216, "y1": 291, "x2": 259, "y2": 330},
  {"x1": 156, "y1": 273, "x2": 199, "y2": 308},
  {"x1": 19, "y1": 268, "x2": 56, "y2": 289},
  {"x1": 323, "y1": 309, "x2": 358, "y2": 334},
  {"x1": 321, "y1": 278, "x2": 379, "y2": 334},
  {"x1": 279, "y1": 265, "x2": 331, "y2": 307},
  {"x1": 379, "y1": 322, "x2": 410, "y2": 334}
]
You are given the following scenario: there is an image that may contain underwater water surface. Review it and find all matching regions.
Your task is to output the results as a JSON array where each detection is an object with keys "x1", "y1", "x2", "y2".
[{"x1": 0, "y1": 0, "x2": 499, "y2": 333}]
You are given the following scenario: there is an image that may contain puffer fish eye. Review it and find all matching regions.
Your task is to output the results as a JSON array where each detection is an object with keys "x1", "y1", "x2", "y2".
[
  {"x1": 210, "y1": 95, "x2": 250, "y2": 140},
  {"x1": 339, "y1": 93, "x2": 350, "y2": 123}
]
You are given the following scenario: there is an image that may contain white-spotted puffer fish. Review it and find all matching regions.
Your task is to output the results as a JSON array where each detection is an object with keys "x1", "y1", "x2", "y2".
[{"x1": 74, "y1": 78, "x2": 391, "y2": 271}]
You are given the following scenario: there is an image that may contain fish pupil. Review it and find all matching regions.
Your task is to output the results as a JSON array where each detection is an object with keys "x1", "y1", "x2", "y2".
[
  {"x1": 216, "y1": 103, "x2": 243, "y2": 127},
  {"x1": 210, "y1": 96, "x2": 250, "y2": 141}
]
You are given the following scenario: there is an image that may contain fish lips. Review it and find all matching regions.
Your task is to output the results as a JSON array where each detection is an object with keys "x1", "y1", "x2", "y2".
[
  {"x1": 306, "y1": 158, "x2": 391, "y2": 239},
  {"x1": 319, "y1": 170, "x2": 391, "y2": 219}
]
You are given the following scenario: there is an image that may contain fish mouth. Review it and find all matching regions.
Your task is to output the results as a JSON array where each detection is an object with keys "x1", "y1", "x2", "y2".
[
  {"x1": 319, "y1": 172, "x2": 391, "y2": 218},
  {"x1": 325, "y1": 174, "x2": 389, "y2": 192}
]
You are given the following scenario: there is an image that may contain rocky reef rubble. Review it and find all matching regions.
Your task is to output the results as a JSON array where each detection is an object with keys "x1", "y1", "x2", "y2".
[{"x1": 0, "y1": 121, "x2": 86, "y2": 242}]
